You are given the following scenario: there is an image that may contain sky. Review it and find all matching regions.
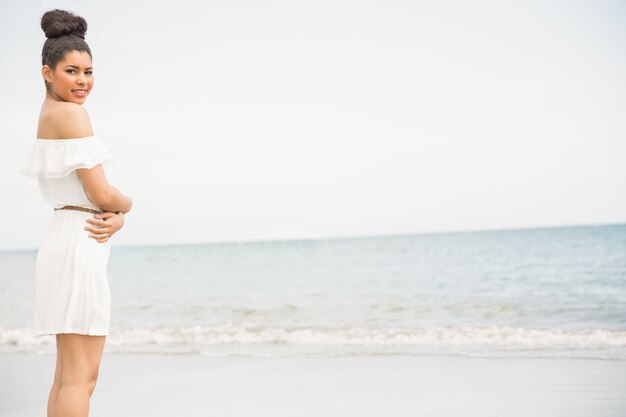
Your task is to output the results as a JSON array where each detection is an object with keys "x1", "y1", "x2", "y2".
[{"x1": 0, "y1": 0, "x2": 625, "y2": 250}]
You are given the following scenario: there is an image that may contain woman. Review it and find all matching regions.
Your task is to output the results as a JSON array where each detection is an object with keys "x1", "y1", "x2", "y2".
[{"x1": 19, "y1": 9, "x2": 133, "y2": 417}]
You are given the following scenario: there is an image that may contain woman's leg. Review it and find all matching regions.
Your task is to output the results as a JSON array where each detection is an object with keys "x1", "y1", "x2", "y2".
[
  {"x1": 54, "y1": 334, "x2": 106, "y2": 417},
  {"x1": 47, "y1": 334, "x2": 63, "y2": 417}
]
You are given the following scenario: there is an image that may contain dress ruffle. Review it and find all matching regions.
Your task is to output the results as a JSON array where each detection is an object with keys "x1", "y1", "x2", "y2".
[{"x1": 20, "y1": 136, "x2": 114, "y2": 179}]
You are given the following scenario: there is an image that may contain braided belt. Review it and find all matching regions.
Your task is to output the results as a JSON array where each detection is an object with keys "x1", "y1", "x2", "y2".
[{"x1": 54, "y1": 205, "x2": 103, "y2": 214}]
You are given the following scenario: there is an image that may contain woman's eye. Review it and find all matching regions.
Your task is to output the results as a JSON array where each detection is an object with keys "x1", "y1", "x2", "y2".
[{"x1": 66, "y1": 70, "x2": 93, "y2": 75}]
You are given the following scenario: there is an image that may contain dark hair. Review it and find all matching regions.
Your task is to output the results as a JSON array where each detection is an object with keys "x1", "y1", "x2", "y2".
[{"x1": 41, "y1": 9, "x2": 92, "y2": 92}]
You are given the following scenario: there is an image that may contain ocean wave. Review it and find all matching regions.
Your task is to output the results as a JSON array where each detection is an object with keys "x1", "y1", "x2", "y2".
[{"x1": 2, "y1": 323, "x2": 626, "y2": 358}]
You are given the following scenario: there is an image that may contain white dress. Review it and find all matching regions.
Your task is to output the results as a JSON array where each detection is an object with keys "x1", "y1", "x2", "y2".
[{"x1": 20, "y1": 136, "x2": 115, "y2": 336}]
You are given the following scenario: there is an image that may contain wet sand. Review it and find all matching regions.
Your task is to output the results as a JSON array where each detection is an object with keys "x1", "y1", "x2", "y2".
[{"x1": 1, "y1": 353, "x2": 625, "y2": 417}]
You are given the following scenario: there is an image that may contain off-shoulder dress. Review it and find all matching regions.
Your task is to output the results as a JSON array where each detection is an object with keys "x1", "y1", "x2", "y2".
[{"x1": 20, "y1": 136, "x2": 115, "y2": 336}]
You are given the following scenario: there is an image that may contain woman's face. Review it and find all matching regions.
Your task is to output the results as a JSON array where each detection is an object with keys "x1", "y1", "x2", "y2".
[{"x1": 42, "y1": 50, "x2": 94, "y2": 104}]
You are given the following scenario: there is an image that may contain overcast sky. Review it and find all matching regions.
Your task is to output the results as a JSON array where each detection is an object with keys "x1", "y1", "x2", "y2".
[{"x1": 1, "y1": 0, "x2": 625, "y2": 250}]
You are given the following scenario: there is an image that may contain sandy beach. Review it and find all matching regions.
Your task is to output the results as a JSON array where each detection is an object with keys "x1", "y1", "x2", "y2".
[{"x1": 1, "y1": 353, "x2": 625, "y2": 417}]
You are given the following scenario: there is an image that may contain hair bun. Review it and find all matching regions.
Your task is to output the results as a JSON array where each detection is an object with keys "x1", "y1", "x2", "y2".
[{"x1": 41, "y1": 9, "x2": 87, "y2": 39}]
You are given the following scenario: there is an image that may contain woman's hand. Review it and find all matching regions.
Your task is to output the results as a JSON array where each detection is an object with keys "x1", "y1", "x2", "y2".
[{"x1": 84, "y1": 211, "x2": 125, "y2": 243}]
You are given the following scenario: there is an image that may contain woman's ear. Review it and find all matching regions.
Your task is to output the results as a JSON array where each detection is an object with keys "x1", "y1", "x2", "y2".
[{"x1": 42, "y1": 65, "x2": 53, "y2": 83}]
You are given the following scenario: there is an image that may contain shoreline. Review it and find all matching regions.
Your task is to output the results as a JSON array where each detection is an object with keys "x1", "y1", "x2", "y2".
[{"x1": 2, "y1": 352, "x2": 625, "y2": 417}]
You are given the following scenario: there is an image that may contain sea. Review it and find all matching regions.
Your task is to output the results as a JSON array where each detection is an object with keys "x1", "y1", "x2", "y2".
[{"x1": 1, "y1": 223, "x2": 625, "y2": 360}]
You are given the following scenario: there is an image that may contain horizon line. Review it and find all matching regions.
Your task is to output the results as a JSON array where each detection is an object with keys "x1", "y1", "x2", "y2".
[{"x1": 2, "y1": 220, "x2": 624, "y2": 253}]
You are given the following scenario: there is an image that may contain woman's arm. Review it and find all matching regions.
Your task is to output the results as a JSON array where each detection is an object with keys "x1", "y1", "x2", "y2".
[
  {"x1": 76, "y1": 164, "x2": 133, "y2": 213},
  {"x1": 56, "y1": 104, "x2": 133, "y2": 213}
]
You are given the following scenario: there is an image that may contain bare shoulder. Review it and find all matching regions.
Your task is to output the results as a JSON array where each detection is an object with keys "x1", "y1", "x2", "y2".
[
  {"x1": 55, "y1": 102, "x2": 94, "y2": 139},
  {"x1": 38, "y1": 101, "x2": 94, "y2": 139}
]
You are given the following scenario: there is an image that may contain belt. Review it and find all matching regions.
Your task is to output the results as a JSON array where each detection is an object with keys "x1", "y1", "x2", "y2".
[{"x1": 54, "y1": 205, "x2": 103, "y2": 214}]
